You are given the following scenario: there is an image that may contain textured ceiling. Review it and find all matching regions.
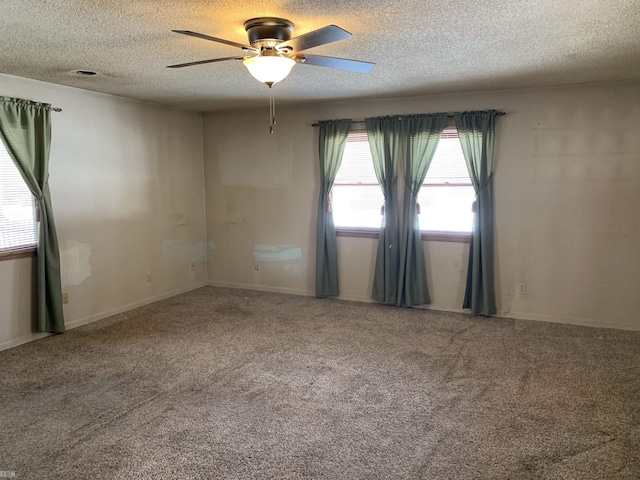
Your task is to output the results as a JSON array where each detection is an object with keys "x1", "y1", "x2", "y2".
[{"x1": 1, "y1": 0, "x2": 639, "y2": 112}]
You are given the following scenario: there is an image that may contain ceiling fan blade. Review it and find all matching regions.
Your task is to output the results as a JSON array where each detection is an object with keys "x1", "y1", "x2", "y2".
[
  {"x1": 278, "y1": 25, "x2": 352, "y2": 52},
  {"x1": 167, "y1": 56, "x2": 249, "y2": 69},
  {"x1": 172, "y1": 30, "x2": 258, "y2": 52},
  {"x1": 296, "y1": 54, "x2": 375, "y2": 73}
]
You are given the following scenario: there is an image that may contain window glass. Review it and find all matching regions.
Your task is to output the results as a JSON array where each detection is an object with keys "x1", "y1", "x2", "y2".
[
  {"x1": 332, "y1": 131, "x2": 384, "y2": 228},
  {"x1": 418, "y1": 128, "x2": 474, "y2": 232},
  {"x1": 332, "y1": 127, "x2": 474, "y2": 234},
  {"x1": 0, "y1": 141, "x2": 37, "y2": 252}
]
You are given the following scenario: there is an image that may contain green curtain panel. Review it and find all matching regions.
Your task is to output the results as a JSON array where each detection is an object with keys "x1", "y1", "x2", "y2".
[
  {"x1": 365, "y1": 116, "x2": 402, "y2": 304},
  {"x1": 454, "y1": 110, "x2": 498, "y2": 316},
  {"x1": 0, "y1": 97, "x2": 65, "y2": 332},
  {"x1": 315, "y1": 119, "x2": 352, "y2": 297},
  {"x1": 397, "y1": 114, "x2": 447, "y2": 306}
]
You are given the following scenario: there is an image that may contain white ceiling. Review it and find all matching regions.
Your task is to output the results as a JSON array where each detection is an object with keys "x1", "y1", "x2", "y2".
[{"x1": 1, "y1": 0, "x2": 639, "y2": 112}]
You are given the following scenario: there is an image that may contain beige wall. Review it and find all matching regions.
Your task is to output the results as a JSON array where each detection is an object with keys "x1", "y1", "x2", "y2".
[
  {"x1": 2, "y1": 77, "x2": 638, "y2": 349},
  {"x1": 0, "y1": 73, "x2": 207, "y2": 349},
  {"x1": 203, "y1": 81, "x2": 640, "y2": 330}
]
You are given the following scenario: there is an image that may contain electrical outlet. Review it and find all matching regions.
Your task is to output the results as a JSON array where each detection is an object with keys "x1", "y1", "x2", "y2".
[
  {"x1": 518, "y1": 283, "x2": 526, "y2": 296},
  {"x1": 145, "y1": 272, "x2": 152, "y2": 283},
  {"x1": 190, "y1": 262, "x2": 196, "y2": 272},
  {"x1": 253, "y1": 263, "x2": 260, "y2": 271},
  {"x1": 62, "y1": 293, "x2": 69, "y2": 304}
]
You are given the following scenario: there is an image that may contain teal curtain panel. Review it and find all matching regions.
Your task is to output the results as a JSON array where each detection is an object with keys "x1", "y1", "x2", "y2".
[
  {"x1": 397, "y1": 114, "x2": 447, "y2": 306},
  {"x1": 315, "y1": 119, "x2": 352, "y2": 297},
  {"x1": 454, "y1": 110, "x2": 498, "y2": 316},
  {"x1": 365, "y1": 116, "x2": 402, "y2": 304},
  {"x1": 0, "y1": 97, "x2": 65, "y2": 333}
]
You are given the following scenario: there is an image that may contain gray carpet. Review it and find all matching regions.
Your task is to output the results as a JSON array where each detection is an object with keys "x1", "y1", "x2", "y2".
[{"x1": 1, "y1": 287, "x2": 639, "y2": 479}]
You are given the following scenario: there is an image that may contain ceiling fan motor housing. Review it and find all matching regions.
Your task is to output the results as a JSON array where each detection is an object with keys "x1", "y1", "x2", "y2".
[{"x1": 244, "y1": 17, "x2": 294, "y2": 48}]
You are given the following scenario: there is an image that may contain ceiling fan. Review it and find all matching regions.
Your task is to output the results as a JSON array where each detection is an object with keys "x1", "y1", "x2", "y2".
[
  {"x1": 167, "y1": 17, "x2": 375, "y2": 85},
  {"x1": 167, "y1": 17, "x2": 374, "y2": 133}
]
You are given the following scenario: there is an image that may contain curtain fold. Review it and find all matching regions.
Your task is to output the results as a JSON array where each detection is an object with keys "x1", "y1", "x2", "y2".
[
  {"x1": 365, "y1": 116, "x2": 402, "y2": 304},
  {"x1": 315, "y1": 119, "x2": 352, "y2": 297},
  {"x1": 397, "y1": 114, "x2": 448, "y2": 306},
  {"x1": 0, "y1": 97, "x2": 65, "y2": 333},
  {"x1": 454, "y1": 110, "x2": 498, "y2": 316}
]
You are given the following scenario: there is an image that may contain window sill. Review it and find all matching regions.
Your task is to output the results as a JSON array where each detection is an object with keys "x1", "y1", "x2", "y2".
[
  {"x1": 421, "y1": 231, "x2": 471, "y2": 243},
  {"x1": 336, "y1": 227, "x2": 471, "y2": 243},
  {"x1": 336, "y1": 227, "x2": 380, "y2": 239},
  {"x1": 0, "y1": 247, "x2": 37, "y2": 261}
]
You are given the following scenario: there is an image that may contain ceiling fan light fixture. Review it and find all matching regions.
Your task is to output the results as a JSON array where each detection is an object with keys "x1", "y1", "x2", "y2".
[{"x1": 243, "y1": 56, "x2": 295, "y2": 85}]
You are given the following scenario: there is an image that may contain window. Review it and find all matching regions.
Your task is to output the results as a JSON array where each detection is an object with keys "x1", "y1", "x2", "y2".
[
  {"x1": 0, "y1": 140, "x2": 37, "y2": 256},
  {"x1": 332, "y1": 126, "x2": 474, "y2": 238},
  {"x1": 418, "y1": 127, "x2": 474, "y2": 233},
  {"x1": 332, "y1": 131, "x2": 383, "y2": 229}
]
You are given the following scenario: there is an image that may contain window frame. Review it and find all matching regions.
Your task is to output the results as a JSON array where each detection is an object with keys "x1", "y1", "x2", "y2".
[
  {"x1": 331, "y1": 129, "x2": 384, "y2": 231},
  {"x1": 0, "y1": 246, "x2": 36, "y2": 261},
  {"x1": 0, "y1": 138, "x2": 38, "y2": 261},
  {"x1": 333, "y1": 127, "x2": 472, "y2": 243},
  {"x1": 335, "y1": 228, "x2": 470, "y2": 243}
]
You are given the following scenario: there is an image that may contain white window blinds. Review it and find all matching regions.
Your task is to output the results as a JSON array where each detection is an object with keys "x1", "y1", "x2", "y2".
[
  {"x1": 332, "y1": 127, "x2": 475, "y2": 233},
  {"x1": 424, "y1": 127, "x2": 472, "y2": 184},
  {"x1": 334, "y1": 131, "x2": 378, "y2": 185},
  {"x1": 418, "y1": 127, "x2": 474, "y2": 232},
  {"x1": 333, "y1": 130, "x2": 384, "y2": 228},
  {"x1": 0, "y1": 140, "x2": 37, "y2": 252}
]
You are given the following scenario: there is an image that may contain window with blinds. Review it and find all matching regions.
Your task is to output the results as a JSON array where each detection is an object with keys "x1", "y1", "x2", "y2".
[
  {"x1": 418, "y1": 127, "x2": 474, "y2": 232},
  {"x1": 332, "y1": 131, "x2": 384, "y2": 228},
  {"x1": 332, "y1": 127, "x2": 474, "y2": 234},
  {"x1": 0, "y1": 140, "x2": 37, "y2": 253}
]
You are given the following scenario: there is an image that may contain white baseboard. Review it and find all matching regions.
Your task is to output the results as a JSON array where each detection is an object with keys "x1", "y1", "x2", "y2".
[
  {"x1": 65, "y1": 282, "x2": 209, "y2": 329},
  {"x1": 207, "y1": 280, "x2": 312, "y2": 298},
  {"x1": 336, "y1": 293, "x2": 373, "y2": 304},
  {"x1": 502, "y1": 310, "x2": 640, "y2": 332},
  {"x1": 0, "y1": 282, "x2": 209, "y2": 352},
  {"x1": 208, "y1": 282, "x2": 640, "y2": 331},
  {"x1": 0, "y1": 332, "x2": 53, "y2": 352},
  {"x1": 208, "y1": 282, "x2": 469, "y2": 313},
  {"x1": 5, "y1": 282, "x2": 635, "y2": 352}
]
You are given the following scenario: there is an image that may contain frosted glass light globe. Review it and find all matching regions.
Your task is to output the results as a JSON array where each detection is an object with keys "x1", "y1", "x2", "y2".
[{"x1": 243, "y1": 56, "x2": 295, "y2": 85}]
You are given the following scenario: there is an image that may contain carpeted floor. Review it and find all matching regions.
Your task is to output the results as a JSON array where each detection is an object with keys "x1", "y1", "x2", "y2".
[{"x1": 1, "y1": 286, "x2": 639, "y2": 479}]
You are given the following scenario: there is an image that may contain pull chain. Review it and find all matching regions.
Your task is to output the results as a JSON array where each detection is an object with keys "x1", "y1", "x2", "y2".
[
  {"x1": 267, "y1": 82, "x2": 277, "y2": 134},
  {"x1": 269, "y1": 85, "x2": 273, "y2": 134},
  {"x1": 269, "y1": 85, "x2": 277, "y2": 134},
  {"x1": 272, "y1": 87, "x2": 276, "y2": 126}
]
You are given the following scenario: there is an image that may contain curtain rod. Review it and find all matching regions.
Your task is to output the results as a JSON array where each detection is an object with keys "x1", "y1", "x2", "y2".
[
  {"x1": 0, "y1": 99, "x2": 62, "y2": 112},
  {"x1": 311, "y1": 111, "x2": 505, "y2": 127}
]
